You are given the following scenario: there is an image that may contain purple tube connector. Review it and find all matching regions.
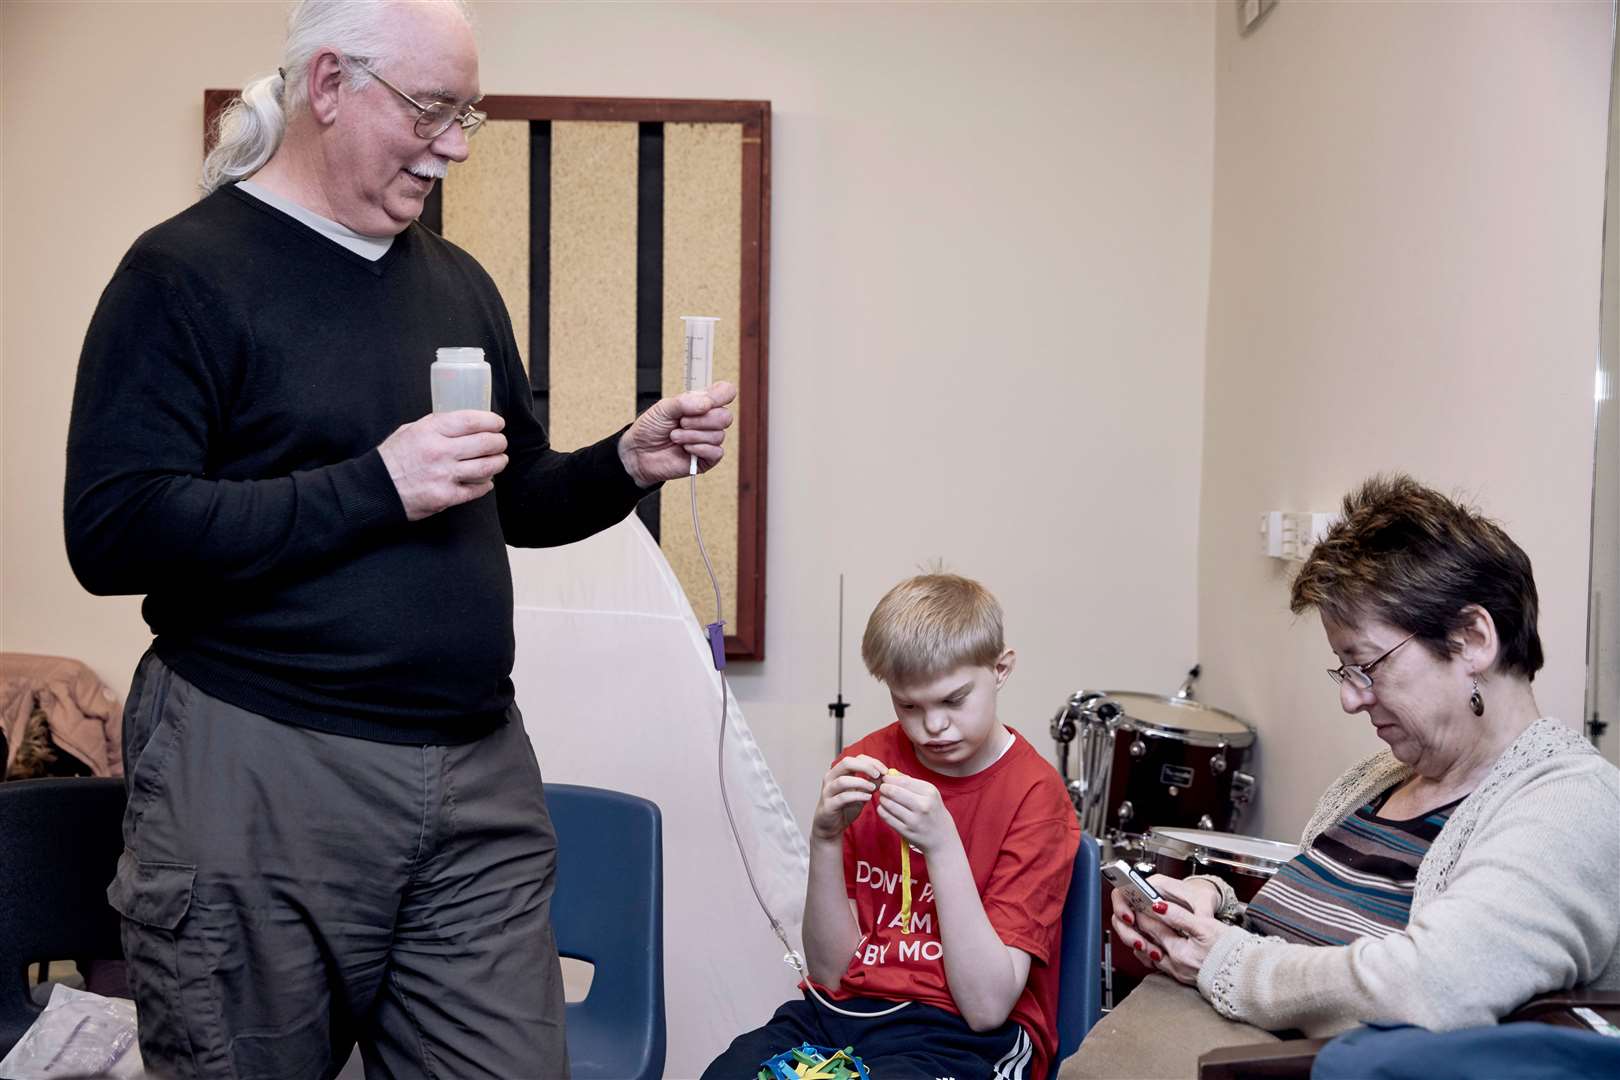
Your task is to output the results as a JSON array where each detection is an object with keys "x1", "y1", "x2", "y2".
[{"x1": 706, "y1": 621, "x2": 727, "y2": 670}]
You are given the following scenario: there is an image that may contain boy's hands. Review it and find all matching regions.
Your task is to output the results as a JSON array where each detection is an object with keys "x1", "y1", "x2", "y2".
[
  {"x1": 874, "y1": 771, "x2": 959, "y2": 856},
  {"x1": 810, "y1": 755, "x2": 886, "y2": 842},
  {"x1": 808, "y1": 761, "x2": 964, "y2": 857}
]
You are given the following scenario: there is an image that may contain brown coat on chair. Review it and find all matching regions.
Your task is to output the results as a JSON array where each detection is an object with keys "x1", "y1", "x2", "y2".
[{"x1": 0, "y1": 653, "x2": 123, "y2": 780}]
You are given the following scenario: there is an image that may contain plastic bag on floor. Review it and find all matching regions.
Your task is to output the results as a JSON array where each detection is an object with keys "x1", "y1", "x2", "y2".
[{"x1": 0, "y1": 983, "x2": 145, "y2": 1078}]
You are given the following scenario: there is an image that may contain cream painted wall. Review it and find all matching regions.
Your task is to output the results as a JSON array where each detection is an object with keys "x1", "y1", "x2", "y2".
[
  {"x1": 0, "y1": 1, "x2": 1215, "y2": 834},
  {"x1": 1198, "y1": 2, "x2": 1612, "y2": 841},
  {"x1": 1, "y1": 0, "x2": 298, "y2": 706}
]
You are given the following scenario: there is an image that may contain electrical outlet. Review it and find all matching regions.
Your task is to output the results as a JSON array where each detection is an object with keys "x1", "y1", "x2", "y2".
[
  {"x1": 1263, "y1": 509, "x2": 1341, "y2": 562},
  {"x1": 1260, "y1": 511, "x2": 1285, "y2": 557}
]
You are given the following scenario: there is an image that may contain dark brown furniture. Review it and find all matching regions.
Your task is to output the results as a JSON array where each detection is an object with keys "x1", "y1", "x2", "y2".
[{"x1": 1197, "y1": 992, "x2": 1620, "y2": 1080}]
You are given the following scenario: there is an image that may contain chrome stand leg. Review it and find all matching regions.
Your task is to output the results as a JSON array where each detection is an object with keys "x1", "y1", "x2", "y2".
[{"x1": 1102, "y1": 927, "x2": 1116, "y2": 1013}]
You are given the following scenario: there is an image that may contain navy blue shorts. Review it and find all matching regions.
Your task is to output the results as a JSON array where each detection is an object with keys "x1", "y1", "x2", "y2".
[{"x1": 701, "y1": 993, "x2": 1037, "y2": 1080}]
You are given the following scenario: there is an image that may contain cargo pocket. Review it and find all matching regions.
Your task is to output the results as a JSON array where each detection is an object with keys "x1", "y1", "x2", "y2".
[
  {"x1": 107, "y1": 850, "x2": 204, "y2": 1071},
  {"x1": 108, "y1": 850, "x2": 194, "y2": 929}
]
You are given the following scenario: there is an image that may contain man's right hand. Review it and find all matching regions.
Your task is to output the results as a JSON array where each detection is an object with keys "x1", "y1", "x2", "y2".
[
  {"x1": 810, "y1": 755, "x2": 886, "y2": 842},
  {"x1": 377, "y1": 411, "x2": 508, "y2": 522}
]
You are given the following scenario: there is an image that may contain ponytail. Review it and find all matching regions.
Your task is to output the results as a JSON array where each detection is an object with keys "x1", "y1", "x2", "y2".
[{"x1": 200, "y1": 69, "x2": 287, "y2": 194}]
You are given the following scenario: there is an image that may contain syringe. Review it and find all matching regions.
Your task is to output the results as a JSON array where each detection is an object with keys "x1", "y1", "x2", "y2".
[{"x1": 680, "y1": 316, "x2": 719, "y2": 476}]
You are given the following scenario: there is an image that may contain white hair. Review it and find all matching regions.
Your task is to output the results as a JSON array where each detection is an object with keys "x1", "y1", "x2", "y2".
[{"x1": 200, "y1": 0, "x2": 471, "y2": 194}]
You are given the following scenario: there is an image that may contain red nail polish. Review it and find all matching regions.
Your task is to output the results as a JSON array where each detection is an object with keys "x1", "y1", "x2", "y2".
[
  {"x1": 1152, "y1": 901, "x2": 1168, "y2": 915},
  {"x1": 1131, "y1": 940, "x2": 1144, "y2": 951},
  {"x1": 1120, "y1": 912, "x2": 1134, "y2": 926},
  {"x1": 1150, "y1": 950, "x2": 1162, "y2": 963}
]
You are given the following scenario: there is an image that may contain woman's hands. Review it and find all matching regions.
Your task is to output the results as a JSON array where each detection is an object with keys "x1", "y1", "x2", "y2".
[{"x1": 1109, "y1": 875, "x2": 1228, "y2": 986}]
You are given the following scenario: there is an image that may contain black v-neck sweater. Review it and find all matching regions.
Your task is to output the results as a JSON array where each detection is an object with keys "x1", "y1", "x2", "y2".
[{"x1": 65, "y1": 185, "x2": 647, "y2": 743}]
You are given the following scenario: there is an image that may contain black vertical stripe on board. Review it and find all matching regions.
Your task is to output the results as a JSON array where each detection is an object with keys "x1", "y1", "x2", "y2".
[
  {"x1": 529, "y1": 121, "x2": 551, "y2": 431},
  {"x1": 634, "y1": 121, "x2": 665, "y2": 540},
  {"x1": 421, "y1": 181, "x2": 443, "y2": 234}
]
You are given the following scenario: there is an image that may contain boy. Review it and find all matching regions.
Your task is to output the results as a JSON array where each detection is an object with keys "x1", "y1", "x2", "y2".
[{"x1": 703, "y1": 574, "x2": 1080, "y2": 1080}]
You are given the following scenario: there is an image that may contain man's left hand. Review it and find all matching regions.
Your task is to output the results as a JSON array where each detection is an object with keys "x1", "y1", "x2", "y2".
[{"x1": 618, "y1": 381, "x2": 737, "y2": 488}]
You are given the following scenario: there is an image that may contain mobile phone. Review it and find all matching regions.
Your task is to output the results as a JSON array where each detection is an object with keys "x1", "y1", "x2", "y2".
[{"x1": 1102, "y1": 859, "x2": 1194, "y2": 916}]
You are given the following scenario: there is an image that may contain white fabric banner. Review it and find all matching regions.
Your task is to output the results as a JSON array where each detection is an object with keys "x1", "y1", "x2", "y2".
[{"x1": 508, "y1": 515, "x2": 810, "y2": 1077}]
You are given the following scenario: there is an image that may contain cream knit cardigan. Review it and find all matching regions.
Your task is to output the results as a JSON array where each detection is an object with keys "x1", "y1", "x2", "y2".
[{"x1": 1192, "y1": 718, "x2": 1620, "y2": 1035}]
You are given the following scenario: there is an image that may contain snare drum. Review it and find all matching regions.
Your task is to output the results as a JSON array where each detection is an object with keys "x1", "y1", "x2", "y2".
[
  {"x1": 1051, "y1": 690, "x2": 1257, "y2": 845},
  {"x1": 1140, "y1": 827, "x2": 1299, "y2": 903},
  {"x1": 1100, "y1": 827, "x2": 1299, "y2": 1008}
]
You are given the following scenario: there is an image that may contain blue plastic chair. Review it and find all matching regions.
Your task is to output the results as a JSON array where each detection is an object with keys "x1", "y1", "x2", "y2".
[
  {"x1": 1055, "y1": 831, "x2": 1103, "y2": 1061},
  {"x1": 546, "y1": 783, "x2": 666, "y2": 1080}
]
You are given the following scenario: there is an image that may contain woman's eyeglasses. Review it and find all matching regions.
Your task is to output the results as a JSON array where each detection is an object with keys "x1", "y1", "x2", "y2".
[{"x1": 1327, "y1": 633, "x2": 1416, "y2": 690}]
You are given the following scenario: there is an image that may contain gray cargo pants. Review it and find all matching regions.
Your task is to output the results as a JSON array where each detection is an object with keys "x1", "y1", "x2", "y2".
[{"x1": 108, "y1": 651, "x2": 569, "y2": 1080}]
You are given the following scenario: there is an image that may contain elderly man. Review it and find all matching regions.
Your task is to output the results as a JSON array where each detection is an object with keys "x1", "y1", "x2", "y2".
[{"x1": 63, "y1": 1, "x2": 732, "y2": 1076}]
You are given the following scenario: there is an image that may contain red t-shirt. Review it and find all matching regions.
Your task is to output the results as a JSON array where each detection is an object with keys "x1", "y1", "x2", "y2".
[{"x1": 830, "y1": 723, "x2": 1079, "y2": 1080}]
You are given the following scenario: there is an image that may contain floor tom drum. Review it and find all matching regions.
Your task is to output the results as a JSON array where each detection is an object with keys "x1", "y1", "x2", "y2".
[{"x1": 1053, "y1": 691, "x2": 1256, "y2": 846}]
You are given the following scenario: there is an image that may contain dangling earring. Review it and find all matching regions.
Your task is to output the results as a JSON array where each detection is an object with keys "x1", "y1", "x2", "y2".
[{"x1": 1469, "y1": 677, "x2": 1485, "y2": 717}]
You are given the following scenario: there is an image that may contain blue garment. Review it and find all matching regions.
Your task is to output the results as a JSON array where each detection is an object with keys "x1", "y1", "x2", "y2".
[{"x1": 1311, "y1": 1021, "x2": 1620, "y2": 1080}]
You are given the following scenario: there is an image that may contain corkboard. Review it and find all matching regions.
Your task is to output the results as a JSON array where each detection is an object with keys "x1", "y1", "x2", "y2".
[
  {"x1": 442, "y1": 119, "x2": 529, "y2": 370},
  {"x1": 546, "y1": 121, "x2": 639, "y2": 450},
  {"x1": 660, "y1": 123, "x2": 743, "y2": 630}
]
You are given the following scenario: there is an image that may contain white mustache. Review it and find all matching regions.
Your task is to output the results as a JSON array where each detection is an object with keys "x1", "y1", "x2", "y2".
[{"x1": 406, "y1": 159, "x2": 449, "y2": 180}]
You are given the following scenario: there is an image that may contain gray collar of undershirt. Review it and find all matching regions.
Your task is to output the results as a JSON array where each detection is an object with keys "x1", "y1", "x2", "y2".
[{"x1": 236, "y1": 180, "x2": 395, "y2": 261}]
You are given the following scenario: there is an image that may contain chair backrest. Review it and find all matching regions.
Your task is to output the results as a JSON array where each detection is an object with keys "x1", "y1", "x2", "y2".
[
  {"x1": 0, "y1": 777, "x2": 126, "y2": 1053},
  {"x1": 545, "y1": 783, "x2": 666, "y2": 1080},
  {"x1": 1055, "y1": 831, "x2": 1102, "y2": 1060}
]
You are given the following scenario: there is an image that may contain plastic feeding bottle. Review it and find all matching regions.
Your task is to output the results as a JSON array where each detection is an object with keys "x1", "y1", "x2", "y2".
[{"x1": 430, "y1": 347, "x2": 491, "y2": 413}]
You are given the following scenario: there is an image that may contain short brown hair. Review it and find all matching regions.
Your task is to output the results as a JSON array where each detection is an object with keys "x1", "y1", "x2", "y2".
[
  {"x1": 861, "y1": 574, "x2": 1005, "y2": 686},
  {"x1": 1290, "y1": 474, "x2": 1544, "y2": 680}
]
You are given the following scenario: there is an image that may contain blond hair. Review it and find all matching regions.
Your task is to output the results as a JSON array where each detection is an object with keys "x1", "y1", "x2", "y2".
[{"x1": 861, "y1": 574, "x2": 1005, "y2": 686}]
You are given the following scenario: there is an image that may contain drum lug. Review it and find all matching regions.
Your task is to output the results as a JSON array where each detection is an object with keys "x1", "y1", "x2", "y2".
[
  {"x1": 1167, "y1": 785, "x2": 1180, "y2": 797},
  {"x1": 1129, "y1": 738, "x2": 1146, "y2": 758},
  {"x1": 1210, "y1": 745, "x2": 1228, "y2": 775},
  {"x1": 1117, "y1": 800, "x2": 1135, "y2": 824},
  {"x1": 1230, "y1": 770, "x2": 1256, "y2": 823},
  {"x1": 1051, "y1": 713, "x2": 1077, "y2": 744},
  {"x1": 1049, "y1": 697, "x2": 1080, "y2": 745},
  {"x1": 1197, "y1": 814, "x2": 1214, "y2": 830}
]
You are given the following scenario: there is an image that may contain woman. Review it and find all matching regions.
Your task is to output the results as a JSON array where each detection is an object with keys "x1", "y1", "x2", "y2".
[{"x1": 1113, "y1": 475, "x2": 1620, "y2": 1036}]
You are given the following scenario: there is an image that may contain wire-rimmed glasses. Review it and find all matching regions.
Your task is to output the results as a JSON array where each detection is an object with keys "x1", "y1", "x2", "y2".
[
  {"x1": 1326, "y1": 632, "x2": 1416, "y2": 690},
  {"x1": 354, "y1": 59, "x2": 486, "y2": 140}
]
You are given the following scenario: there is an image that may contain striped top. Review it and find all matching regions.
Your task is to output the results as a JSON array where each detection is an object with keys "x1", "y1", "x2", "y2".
[{"x1": 1243, "y1": 785, "x2": 1463, "y2": 946}]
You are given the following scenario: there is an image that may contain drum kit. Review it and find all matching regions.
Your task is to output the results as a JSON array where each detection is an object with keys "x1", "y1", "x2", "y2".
[{"x1": 1049, "y1": 671, "x2": 1299, "y2": 1008}]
